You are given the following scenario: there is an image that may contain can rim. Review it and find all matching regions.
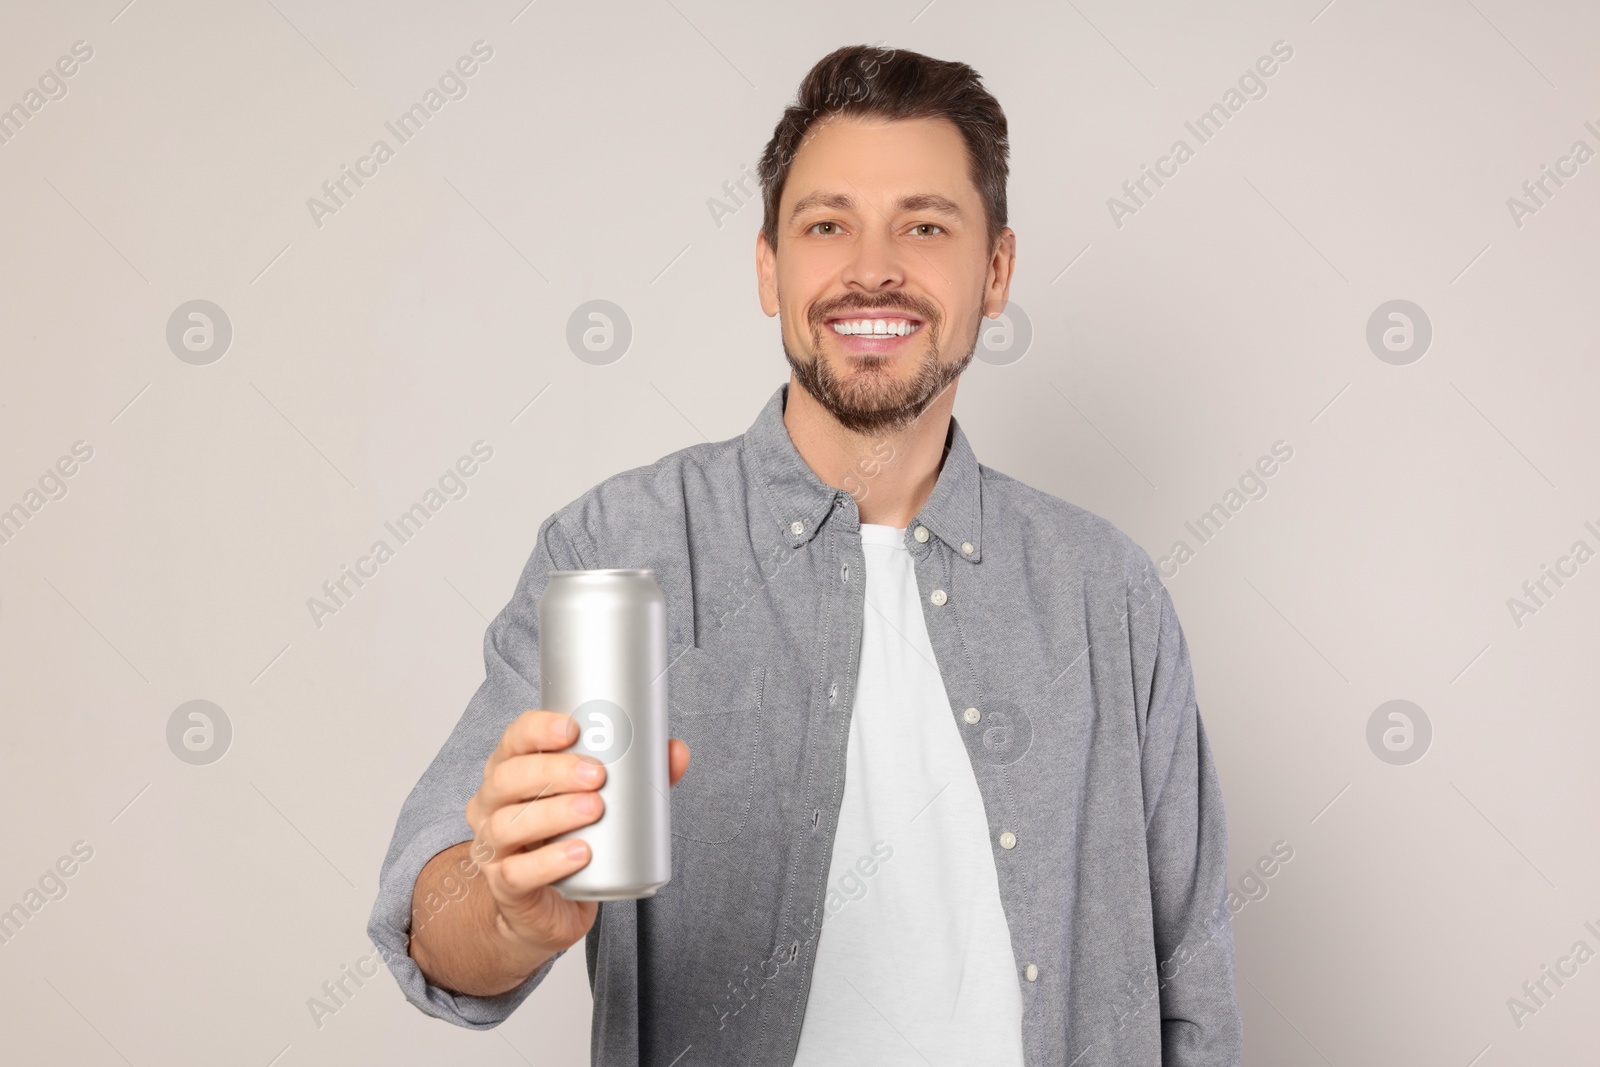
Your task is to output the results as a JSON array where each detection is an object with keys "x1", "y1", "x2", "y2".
[{"x1": 549, "y1": 568, "x2": 656, "y2": 577}]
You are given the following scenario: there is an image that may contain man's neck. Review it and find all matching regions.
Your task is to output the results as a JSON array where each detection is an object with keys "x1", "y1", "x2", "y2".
[{"x1": 781, "y1": 373, "x2": 956, "y2": 528}]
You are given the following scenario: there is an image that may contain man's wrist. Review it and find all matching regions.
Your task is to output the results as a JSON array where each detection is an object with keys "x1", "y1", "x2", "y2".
[{"x1": 491, "y1": 908, "x2": 555, "y2": 983}]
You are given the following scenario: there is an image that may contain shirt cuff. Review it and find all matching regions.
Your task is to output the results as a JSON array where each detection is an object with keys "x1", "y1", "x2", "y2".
[{"x1": 366, "y1": 811, "x2": 567, "y2": 1028}]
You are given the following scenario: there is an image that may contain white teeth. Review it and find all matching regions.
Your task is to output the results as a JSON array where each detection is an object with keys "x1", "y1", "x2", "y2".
[{"x1": 830, "y1": 319, "x2": 921, "y2": 337}]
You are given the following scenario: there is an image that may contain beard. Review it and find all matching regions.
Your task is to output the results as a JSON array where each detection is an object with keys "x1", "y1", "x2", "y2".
[{"x1": 781, "y1": 289, "x2": 981, "y2": 436}]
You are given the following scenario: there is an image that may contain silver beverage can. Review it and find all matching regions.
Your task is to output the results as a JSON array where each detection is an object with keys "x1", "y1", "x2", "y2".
[{"x1": 541, "y1": 568, "x2": 672, "y2": 900}]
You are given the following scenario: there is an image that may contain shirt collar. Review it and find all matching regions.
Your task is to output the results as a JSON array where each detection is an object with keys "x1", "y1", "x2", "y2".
[{"x1": 741, "y1": 381, "x2": 983, "y2": 563}]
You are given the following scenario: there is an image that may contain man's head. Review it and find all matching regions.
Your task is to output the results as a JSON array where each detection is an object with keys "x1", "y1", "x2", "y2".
[{"x1": 755, "y1": 45, "x2": 1016, "y2": 436}]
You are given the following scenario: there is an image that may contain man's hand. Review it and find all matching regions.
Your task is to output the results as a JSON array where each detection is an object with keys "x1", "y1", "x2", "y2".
[{"x1": 409, "y1": 710, "x2": 689, "y2": 996}]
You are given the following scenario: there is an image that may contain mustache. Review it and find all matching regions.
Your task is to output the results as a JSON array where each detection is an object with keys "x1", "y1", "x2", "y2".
[{"x1": 811, "y1": 295, "x2": 938, "y2": 325}]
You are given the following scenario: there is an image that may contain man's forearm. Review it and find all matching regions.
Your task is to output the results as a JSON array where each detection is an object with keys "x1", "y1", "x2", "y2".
[{"x1": 408, "y1": 840, "x2": 553, "y2": 997}]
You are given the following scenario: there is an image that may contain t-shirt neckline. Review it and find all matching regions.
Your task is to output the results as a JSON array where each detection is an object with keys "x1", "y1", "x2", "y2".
[{"x1": 859, "y1": 523, "x2": 908, "y2": 547}]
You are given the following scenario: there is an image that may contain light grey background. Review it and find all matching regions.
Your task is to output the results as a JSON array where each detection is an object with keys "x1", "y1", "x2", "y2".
[{"x1": 2, "y1": 0, "x2": 1597, "y2": 1064}]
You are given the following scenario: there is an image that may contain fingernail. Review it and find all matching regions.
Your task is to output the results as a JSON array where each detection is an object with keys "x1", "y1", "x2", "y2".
[
  {"x1": 575, "y1": 760, "x2": 602, "y2": 784},
  {"x1": 565, "y1": 840, "x2": 587, "y2": 860}
]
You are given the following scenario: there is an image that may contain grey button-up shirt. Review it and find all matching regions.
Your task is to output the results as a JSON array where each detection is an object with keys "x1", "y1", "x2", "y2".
[{"x1": 369, "y1": 381, "x2": 1243, "y2": 1066}]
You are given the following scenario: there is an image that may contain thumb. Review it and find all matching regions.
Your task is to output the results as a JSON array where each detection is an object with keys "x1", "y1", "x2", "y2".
[{"x1": 667, "y1": 738, "x2": 691, "y2": 787}]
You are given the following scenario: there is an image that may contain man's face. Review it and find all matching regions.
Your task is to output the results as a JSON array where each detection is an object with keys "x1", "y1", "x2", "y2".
[{"x1": 757, "y1": 114, "x2": 1014, "y2": 436}]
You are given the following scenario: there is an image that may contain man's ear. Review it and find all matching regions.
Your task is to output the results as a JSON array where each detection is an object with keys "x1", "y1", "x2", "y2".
[
  {"x1": 983, "y1": 227, "x2": 1017, "y2": 317},
  {"x1": 756, "y1": 230, "x2": 779, "y2": 317}
]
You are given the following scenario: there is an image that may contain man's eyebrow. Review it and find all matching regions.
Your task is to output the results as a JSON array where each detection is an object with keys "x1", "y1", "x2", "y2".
[
  {"x1": 788, "y1": 191, "x2": 965, "y2": 222},
  {"x1": 788, "y1": 191, "x2": 856, "y2": 221},
  {"x1": 896, "y1": 193, "x2": 964, "y2": 218}
]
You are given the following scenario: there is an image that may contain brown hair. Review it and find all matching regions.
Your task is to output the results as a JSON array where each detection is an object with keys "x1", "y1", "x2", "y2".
[{"x1": 758, "y1": 44, "x2": 1010, "y2": 253}]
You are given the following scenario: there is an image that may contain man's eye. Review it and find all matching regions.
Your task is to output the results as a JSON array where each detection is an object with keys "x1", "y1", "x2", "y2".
[
  {"x1": 912, "y1": 224, "x2": 944, "y2": 236},
  {"x1": 809, "y1": 222, "x2": 840, "y2": 235}
]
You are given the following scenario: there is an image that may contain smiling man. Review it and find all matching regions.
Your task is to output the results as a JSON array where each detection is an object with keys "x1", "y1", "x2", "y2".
[{"x1": 369, "y1": 44, "x2": 1243, "y2": 1066}]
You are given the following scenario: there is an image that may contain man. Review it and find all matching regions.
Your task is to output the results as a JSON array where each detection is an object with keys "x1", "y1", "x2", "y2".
[{"x1": 369, "y1": 43, "x2": 1243, "y2": 1066}]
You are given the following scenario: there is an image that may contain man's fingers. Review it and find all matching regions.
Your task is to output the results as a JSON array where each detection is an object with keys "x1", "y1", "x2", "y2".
[
  {"x1": 668, "y1": 738, "x2": 691, "y2": 788},
  {"x1": 495, "y1": 837, "x2": 595, "y2": 897},
  {"x1": 484, "y1": 788, "x2": 605, "y2": 856},
  {"x1": 480, "y1": 749, "x2": 606, "y2": 812},
  {"x1": 495, "y1": 709, "x2": 579, "y2": 762}
]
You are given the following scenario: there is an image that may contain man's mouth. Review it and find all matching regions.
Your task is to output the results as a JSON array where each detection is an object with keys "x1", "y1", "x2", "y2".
[{"x1": 824, "y1": 316, "x2": 923, "y2": 338}]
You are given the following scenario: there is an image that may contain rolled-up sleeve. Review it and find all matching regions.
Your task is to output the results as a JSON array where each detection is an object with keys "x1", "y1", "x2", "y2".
[
  {"x1": 365, "y1": 511, "x2": 587, "y2": 1028},
  {"x1": 1130, "y1": 557, "x2": 1243, "y2": 1065}
]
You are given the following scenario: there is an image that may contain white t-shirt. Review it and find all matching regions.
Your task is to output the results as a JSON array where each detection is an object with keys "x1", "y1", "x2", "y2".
[{"x1": 793, "y1": 523, "x2": 1025, "y2": 1064}]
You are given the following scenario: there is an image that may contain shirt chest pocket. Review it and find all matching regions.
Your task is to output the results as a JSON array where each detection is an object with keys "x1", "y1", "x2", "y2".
[{"x1": 664, "y1": 646, "x2": 766, "y2": 845}]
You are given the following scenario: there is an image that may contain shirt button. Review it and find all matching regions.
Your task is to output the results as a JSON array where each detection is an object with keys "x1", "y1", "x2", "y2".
[
  {"x1": 930, "y1": 589, "x2": 947, "y2": 606},
  {"x1": 790, "y1": 521, "x2": 804, "y2": 535},
  {"x1": 1025, "y1": 963, "x2": 1039, "y2": 982},
  {"x1": 961, "y1": 542, "x2": 974, "y2": 555},
  {"x1": 999, "y1": 831, "x2": 1016, "y2": 850},
  {"x1": 841, "y1": 562, "x2": 850, "y2": 582},
  {"x1": 828, "y1": 682, "x2": 838, "y2": 703},
  {"x1": 913, "y1": 525, "x2": 930, "y2": 543},
  {"x1": 963, "y1": 707, "x2": 981, "y2": 724}
]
